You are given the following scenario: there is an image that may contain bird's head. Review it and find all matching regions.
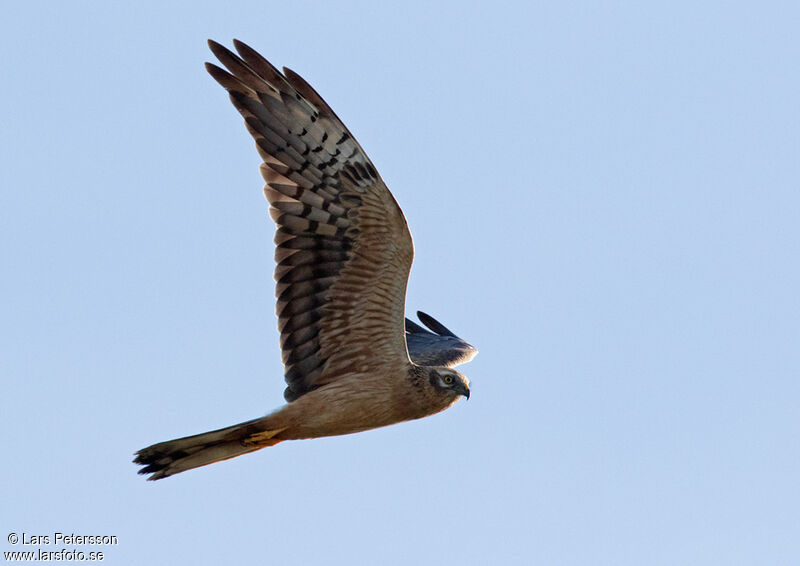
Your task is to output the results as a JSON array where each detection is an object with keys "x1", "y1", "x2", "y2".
[{"x1": 429, "y1": 367, "x2": 470, "y2": 400}]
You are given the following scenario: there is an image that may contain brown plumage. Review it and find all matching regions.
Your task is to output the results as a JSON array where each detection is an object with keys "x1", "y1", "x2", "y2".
[{"x1": 134, "y1": 40, "x2": 472, "y2": 480}]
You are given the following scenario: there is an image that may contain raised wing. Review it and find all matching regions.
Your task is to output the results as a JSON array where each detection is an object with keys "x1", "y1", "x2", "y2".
[
  {"x1": 405, "y1": 311, "x2": 478, "y2": 367},
  {"x1": 207, "y1": 40, "x2": 414, "y2": 402}
]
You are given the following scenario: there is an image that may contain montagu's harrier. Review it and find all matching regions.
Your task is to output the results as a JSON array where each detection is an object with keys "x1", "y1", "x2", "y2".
[{"x1": 135, "y1": 40, "x2": 477, "y2": 480}]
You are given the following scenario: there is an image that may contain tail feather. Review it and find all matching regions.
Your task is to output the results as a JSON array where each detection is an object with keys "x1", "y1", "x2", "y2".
[{"x1": 134, "y1": 418, "x2": 285, "y2": 480}]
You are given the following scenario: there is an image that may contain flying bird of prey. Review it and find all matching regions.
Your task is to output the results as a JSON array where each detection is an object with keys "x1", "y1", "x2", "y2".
[{"x1": 135, "y1": 40, "x2": 477, "y2": 480}]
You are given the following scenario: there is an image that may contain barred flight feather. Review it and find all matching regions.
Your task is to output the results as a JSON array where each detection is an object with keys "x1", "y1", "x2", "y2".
[{"x1": 207, "y1": 40, "x2": 413, "y2": 403}]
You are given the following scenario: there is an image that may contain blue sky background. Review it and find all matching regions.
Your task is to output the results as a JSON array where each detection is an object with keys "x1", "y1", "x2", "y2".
[{"x1": 2, "y1": 1, "x2": 798, "y2": 564}]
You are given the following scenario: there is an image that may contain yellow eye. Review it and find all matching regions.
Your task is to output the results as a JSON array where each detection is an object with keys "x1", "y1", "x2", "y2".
[{"x1": 443, "y1": 375, "x2": 454, "y2": 385}]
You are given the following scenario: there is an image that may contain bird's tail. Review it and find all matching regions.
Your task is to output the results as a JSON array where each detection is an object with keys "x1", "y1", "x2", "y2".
[{"x1": 134, "y1": 417, "x2": 286, "y2": 480}]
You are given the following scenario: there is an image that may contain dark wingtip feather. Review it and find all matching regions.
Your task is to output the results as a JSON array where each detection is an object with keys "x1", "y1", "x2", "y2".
[
  {"x1": 417, "y1": 311, "x2": 456, "y2": 337},
  {"x1": 232, "y1": 39, "x2": 260, "y2": 61},
  {"x1": 205, "y1": 62, "x2": 229, "y2": 83},
  {"x1": 405, "y1": 317, "x2": 430, "y2": 335},
  {"x1": 207, "y1": 39, "x2": 231, "y2": 60},
  {"x1": 283, "y1": 66, "x2": 299, "y2": 81}
]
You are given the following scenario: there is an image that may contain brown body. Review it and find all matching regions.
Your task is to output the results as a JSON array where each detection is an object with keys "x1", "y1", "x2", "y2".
[
  {"x1": 275, "y1": 367, "x2": 460, "y2": 439},
  {"x1": 136, "y1": 366, "x2": 466, "y2": 479},
  {"x1": 134, "y1": 40, "x2": 472, "y2": 480}
]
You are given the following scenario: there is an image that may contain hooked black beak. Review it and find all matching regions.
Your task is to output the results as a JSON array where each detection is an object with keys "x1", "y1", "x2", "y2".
[{"x1": 456, "y1": 383, "x2": 470, "y2": 400}]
